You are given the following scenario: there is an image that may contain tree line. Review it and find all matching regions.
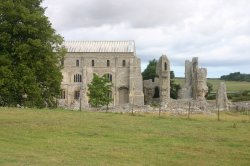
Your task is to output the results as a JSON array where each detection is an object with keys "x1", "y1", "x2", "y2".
[{"x1": 221, "y1": 72, "x2": 250, "y2": 82}]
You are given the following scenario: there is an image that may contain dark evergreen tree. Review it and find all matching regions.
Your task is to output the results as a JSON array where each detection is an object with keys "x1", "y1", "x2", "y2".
[
  {"x1": 142, "y1": 59, "x2": 158, "y2": 81},
  {"x1": 0, "y1": 0, "x2": 65, "y2": 107}
]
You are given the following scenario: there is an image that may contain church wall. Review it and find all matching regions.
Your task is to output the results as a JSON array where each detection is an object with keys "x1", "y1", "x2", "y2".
[{"x1": 59, "y1": 52, "x2": 144, "y2": 108}]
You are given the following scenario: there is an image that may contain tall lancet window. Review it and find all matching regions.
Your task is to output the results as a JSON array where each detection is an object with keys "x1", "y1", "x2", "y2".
[{"x1": 76, "y1": 60, "x2": 79, "y2": 67}]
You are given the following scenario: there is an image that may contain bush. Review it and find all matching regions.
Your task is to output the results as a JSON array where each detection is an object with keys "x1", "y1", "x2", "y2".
[
  {"x1": 206, "y1": 94, "x2": 216, "y2": 100},
  {"x1": 231, "y1": 90, "x2": 250, "y2": 102}
]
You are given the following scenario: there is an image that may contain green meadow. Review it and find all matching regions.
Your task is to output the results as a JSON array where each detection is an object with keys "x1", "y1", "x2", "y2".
[
  {"x1": 0, "y1": 108, "x2": 250, "y2": 166},
  {"x1": 175, "y1": 78, "x2": 250, "y2": 92}
]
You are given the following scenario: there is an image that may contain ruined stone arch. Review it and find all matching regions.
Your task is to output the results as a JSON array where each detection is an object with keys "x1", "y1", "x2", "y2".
[{"x1": 118, "y1": 86, "x2": 129, "y2": 105}]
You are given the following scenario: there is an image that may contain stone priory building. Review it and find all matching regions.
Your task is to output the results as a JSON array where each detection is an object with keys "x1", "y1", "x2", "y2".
[{"x1": 58, "y1": 41, "x2": 144, "y2": 108}]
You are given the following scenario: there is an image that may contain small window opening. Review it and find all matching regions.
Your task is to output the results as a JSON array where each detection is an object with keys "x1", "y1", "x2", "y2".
[
  {"x1": 122, "y1": 60, "x2": 126, "y2": 67},
  {"x1": 107, "y1": 60, "x2": 110, "y2": 67},
  {"x1": 60, "y1": 90, "x2": 65, "y2": 99},
  {"x1": 76, "y1": 60, "x2": 79, "y2": 67}
]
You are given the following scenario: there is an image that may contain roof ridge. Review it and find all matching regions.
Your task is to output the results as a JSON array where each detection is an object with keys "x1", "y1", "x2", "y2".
[{"x1": 63, "y1": 40, "x2": 135, "y2": 53}]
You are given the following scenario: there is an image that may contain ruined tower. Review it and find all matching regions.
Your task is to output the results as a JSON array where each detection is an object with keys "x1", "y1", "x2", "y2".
[
  {"x1": 179, "y1": 57, "x2": 208, "y2": 100},
  {"x1": 216, "y1": 82, "x2": 229, "y2": 110},
  {"x1": 156, "y1": 55, "x2": 171, "y2": 104}
]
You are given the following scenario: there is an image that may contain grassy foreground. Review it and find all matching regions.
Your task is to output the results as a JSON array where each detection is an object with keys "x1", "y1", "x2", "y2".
[{"x1": 0, "y1": 108, "x2": 250, "y2": 166}]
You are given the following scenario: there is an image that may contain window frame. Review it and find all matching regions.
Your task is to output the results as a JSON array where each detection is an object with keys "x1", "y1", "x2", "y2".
[
  {"x1": 122, "y1": 60, "x2": 126, "y2": 67},
  {"x1": 107, "y1": 60, "x2": 110, "y2": 67},
  {"x1": 76, "y1": 59, "x2": 79, "y2": 67}
]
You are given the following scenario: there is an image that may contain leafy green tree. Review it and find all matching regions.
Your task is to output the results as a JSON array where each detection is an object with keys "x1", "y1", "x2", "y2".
[
  {"x1": 0, "y1": 0, "x2": 65, "y2": 107},
  {"x1": 170, "y1": 71, "x2": 181, "y2": 99},
  {"x1": 87, "y1": 74, "x2": 113, "y2": 110},
  {"x1": 142, "y1": 59, "x2": 158, "y2": 80},
  {"x1": 142, "y1": 59, "x2": 180, "y2": 99}
]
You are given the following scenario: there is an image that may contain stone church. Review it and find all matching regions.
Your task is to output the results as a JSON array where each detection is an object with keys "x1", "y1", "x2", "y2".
[{"x1": 58, "y1": 41, "x2": 144, "y2": 108}]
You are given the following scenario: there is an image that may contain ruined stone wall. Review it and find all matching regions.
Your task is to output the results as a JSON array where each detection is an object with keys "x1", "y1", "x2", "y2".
[
  {"x1": 143, "y1": 77, "x2": 160, "y2": 105},
  {"x1": 179, "y1": 57, "x2": 208, "y2": 100},
  {"x1": 143, "y1": 55, "x2": 170, "y2": 105},
  {"x1": 156, "y1": 55, "x2": 171, "y2": 104}
]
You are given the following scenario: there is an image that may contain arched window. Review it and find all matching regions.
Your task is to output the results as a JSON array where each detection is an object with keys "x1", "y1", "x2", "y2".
[
  {"x1": 76, "y1": 60, "x2": 79, "y2": 67},
  {"x1": 153, "y1": 87, "x2": 160, "y2": 98},
  {"x1": 60, "y1": 90, "x2": 65, "y2": 99},
  {"x1": 92, "y1": 60, "x2": 95, "y2": 67},
  {"x1": 74, "y1": 74, "x2": 82, "y2": 82},
  {"x1": 107, "y1": 60, "x2": 110, "y2": 67},
  {"x1": 122, "y1": 60, "x2": 126, "y2": 67},
  {"x1": 164, "y1": 62, "x2": 167, "y2": 71},
  {"x1": 105, "y1": 74, "x2": 112, "y2": 82}
]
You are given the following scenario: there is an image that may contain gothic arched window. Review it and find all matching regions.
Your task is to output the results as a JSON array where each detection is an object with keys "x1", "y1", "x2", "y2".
[
  {"x1": 107, "y1": 60, "x2": 110, "y2": 67},
  {"x1": 105, "y1": 73, "x2": 112, "y2": 82},
  {"x1": 74, "y1": 74, "x2": 82, "y2": 82},
  {"x1": 76, "y1": 60, "x2": 79, "y2": 67},
  {"x1": 122, "y1": 60, "x2": 126, "y2": 67}
]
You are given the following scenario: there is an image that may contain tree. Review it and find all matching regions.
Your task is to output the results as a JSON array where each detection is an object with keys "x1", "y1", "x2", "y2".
[
  {"x1": 142, "y1": 59, "x2": 158, "y2": 80},
  {"x1": 170, "y1": 71, "x2": 181, "y2": 99},
  {"x1": 142, "y1": 59, "x2": 180, "y2": 99},
  {"x1": 87, "y1": 74, "x2": 113, "y2": 110},
  {"x1": 0, "y1": 0, "x2": 65, "y2": 107},
  {"x1": 221, "y1": 72, "x2": 250, "y2": 82}
]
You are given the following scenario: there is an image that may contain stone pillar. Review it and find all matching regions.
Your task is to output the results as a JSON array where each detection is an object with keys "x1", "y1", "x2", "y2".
[
  {"x1": 156, "y1": 55, "x2": 170, "y2": 104},
  {"x1": 129, "y1": 58, "x2": 134, "y2": 105},
  {"x1": 216, "y1": 82, "x2": 229, "y2": 110},
  {"x1": 179, "y1": 57, "x2": 208, "y2": 101},
  {"x1": 196, "y1": 68, "x2": 208, "y2": 100},
  {"x1": 129, "y1": 57, "x2": 144, "y2": 106},
  {"x1": 132, "y1": 57, "x2": 144, "y2": 106}
]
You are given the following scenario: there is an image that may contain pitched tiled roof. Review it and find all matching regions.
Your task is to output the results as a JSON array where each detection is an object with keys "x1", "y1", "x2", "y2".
[{"x1": 64, "y1": 41, "x2": 135, "y2": 53}]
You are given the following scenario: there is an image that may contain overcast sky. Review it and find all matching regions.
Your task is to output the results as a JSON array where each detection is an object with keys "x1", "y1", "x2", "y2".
[{"x1": 42, "y1": 0, "x2": 250, "y2": 78}]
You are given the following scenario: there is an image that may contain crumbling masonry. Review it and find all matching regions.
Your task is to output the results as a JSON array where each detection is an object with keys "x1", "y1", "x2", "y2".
[
  {"x1": 178, "y1": 57, "x2": 208, "y2": 100},
  {"x1": 143, "y1": 55, "x2": 170, "y2": 105}
]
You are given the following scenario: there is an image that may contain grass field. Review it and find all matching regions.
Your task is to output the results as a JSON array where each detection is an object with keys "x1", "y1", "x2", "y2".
[
  {"x1": 0, "y1": 108, "x2": 250, "y2": 166},
  {"x1": 175, "y1": 78, "x2": 250, "y2": 92}
]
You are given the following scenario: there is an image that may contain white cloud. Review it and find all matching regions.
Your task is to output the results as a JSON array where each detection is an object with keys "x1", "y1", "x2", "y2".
[{"x1": 43, "y1": 0, "x2": 250, "y2": 78}]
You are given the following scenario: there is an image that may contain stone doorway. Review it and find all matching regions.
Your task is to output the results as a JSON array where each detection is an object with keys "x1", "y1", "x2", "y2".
[
  {"x1": 119, "y1": 87, "x2": 129, "y2": 105},
  {"x1": 153, "y1": 86, "x2": 160, "y2": 98}
]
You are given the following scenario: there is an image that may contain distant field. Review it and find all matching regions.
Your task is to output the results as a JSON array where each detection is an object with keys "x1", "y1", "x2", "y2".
[
  {"x1": 175, "y1": 78, "x2": 250, "y2": 92},
  {"x1": 0, "y1": 108, "x2": 250, "y2": 165}
]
